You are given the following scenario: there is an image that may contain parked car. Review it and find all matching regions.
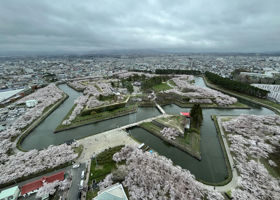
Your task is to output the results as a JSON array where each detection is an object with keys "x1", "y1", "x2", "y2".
[
  {"x1": 81, "y1": 170, "x2": 85, "y2": 179},
  {"x1": 77, "y1": 191, "x2": 82, "y2": 200},
  {"x1": 79, "y1": 180, "x2": 84, "y2": 190},
  {"x1": 73, "y1": 163, "x2": 80, "y2": 169}
]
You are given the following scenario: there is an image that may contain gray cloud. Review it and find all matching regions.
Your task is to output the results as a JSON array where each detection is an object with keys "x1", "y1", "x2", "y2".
[{"x1": 0, "y1": 0, "x2": 279, "y2": 55}]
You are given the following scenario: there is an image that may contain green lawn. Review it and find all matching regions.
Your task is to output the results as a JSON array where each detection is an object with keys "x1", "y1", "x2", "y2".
[
  {"x1": 139, "y1": 116, "x2": 201, "y2": 159},
  {"x1": 168, "y1": 80, "x2": 177, "y2": 87},
  {"x1": 140, "y1": 122, "x2": 163, "y2": 134},
  {"x1": 73, "y1": 145, "x2": 84, "y2": 158},
  {"x1": 155, "y1": 115, "x2": 186, "y2": 132},
  {"x1": 55, "y1": 105, "x2": 137, "y2": 132},
  {"x1": 152, "y1": 82, "x2": 172, "y2": 92},
  {"x1": 86, "y1": 146, "x2": 124, "y2": 200},
  {"x1": 176, "y1": 128, "x2": 200, "y2": 156}
]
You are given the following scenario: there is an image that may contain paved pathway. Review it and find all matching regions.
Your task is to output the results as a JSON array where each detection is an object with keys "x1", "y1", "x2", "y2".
[
  {"x1": 156, "y1": 103, "x2": 166, "y2": 114},
  {"x1": 77, "y1": 129, "x2": 138, "y2": 163}
]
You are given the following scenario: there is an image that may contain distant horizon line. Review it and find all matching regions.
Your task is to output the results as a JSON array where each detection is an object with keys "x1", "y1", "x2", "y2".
[{"x1": 1, "y1": 48, "x2": 280, "y2": 58}]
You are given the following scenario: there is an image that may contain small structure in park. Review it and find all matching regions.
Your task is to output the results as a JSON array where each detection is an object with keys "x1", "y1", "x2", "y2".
[
  {"x1": 180, "y1": 112, "x2": 190, "y2": 118},
  {"x1": 0, "y1": 186, "x2": 20, "y2": 200},
  {"x1": 180, "y1": 112, "x2": 191, "y2": 130},
  {"x1": 25, "y1": 99, "x2": 38, "y2": 108},
  {"x1": 94, "y1": 183, "x2": 128, "y2": 200}
]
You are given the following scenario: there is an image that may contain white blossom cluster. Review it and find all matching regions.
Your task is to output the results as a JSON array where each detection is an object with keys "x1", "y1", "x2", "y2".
[
  {"x1": 164, "y1": 77, "x2": 237, "y2": 106},
  {"x1": 83, "y1": 85, "x2": 101, "y2": 96},
  {"x1": 0, "y1": 144, "x2": 77, "y2": 185},
  {"x1": 62, "y1": 82, "x2": 115, "y2": 125},
  {"x1": 15, "y1": 84, "x2": 64, "y2": 129},
  {"x1": 97, "y1": 82, "x2": 114, "y2": 94},
  {"x1": 18, "y1": 84, "x2": 63, "y2": 104},
  {"x1": 68, "y1": 81, "x2": 86, "y2": 91},
  {"x1": 86, "y1": 96, "x2": 104, "y2": 108},
  {"x1": 104, "y1": 146, "x2": 224, "y2": 200},
  {"x1": 160, "y1": 127, "x2": 183, "y2": 140},
  {"x1": 173, "y1": 75, "x2": 195, "y2": 84},
  {"x1": 189, "y1": 98, "x2": 213, "y2": 104},
  {"x1": 115, "y1": 71, "x2": 155, "y2": 79},
  {"x1": 98, "y1": 173, "x2": 114, "y2": 191},
  {"x1": 222, "y1": 115, "x2": 280, "y2": 199},
  {"x1": 62, "y1": 94, "x2": 89, "y2": 125},
  {"x1": 36, "y1": 178, "x2": 72, "y2": 198},
  {"x1": 0, "y1": 128, "x2": 21, "y2": 162},
  {"x1": 0, "y1": 84, "x2": 64, "y2": 163}
]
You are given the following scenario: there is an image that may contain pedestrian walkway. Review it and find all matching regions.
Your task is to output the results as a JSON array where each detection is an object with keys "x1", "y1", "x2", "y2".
[{"x1": 155, "y1": 103, "x2": 166, "y2": 114}]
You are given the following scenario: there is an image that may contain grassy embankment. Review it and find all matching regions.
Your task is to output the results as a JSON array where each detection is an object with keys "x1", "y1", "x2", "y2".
[
  {"x1": 55, "y1": 104, "x2": 138, "y2": 132},
  {"x1": 152, "y1": 82, "x2": 172, "y2": 92},
  {"x1": 55, "y1": 95, "x2": 135, "y2": 132},
  {"x1": 86, "y1": 145, "x2": 127, "y2": 200},
  {"x1": 203, "y1": 76, "x2": 280, "y2": 114},
  {"x1": 167, "y1": 100, "x2": 249, "y2": 109},
  {"x1": 139, "y1": 115, "x2": 201, "y2": 160}
]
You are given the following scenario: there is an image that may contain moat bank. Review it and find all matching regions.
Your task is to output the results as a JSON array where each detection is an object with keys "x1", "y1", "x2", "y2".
[
  {"x1": 20, "y1": 77, "x2": 275, "y2": 185},
  {"x1": 20, "y1": 84, "x2": 160, "y2": 150},
  {"x1": 130, "y1": 103, "x2": 274, "y2": 184}
]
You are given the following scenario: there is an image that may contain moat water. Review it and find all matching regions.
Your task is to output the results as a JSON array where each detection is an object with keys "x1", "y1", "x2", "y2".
[{"x1": 21, "y1": 77, "x2": 275, "y2": 184}]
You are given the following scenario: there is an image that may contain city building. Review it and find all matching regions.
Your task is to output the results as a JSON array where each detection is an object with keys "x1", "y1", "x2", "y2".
[
  {"x1": 25, "y1": 99, "x2": 38, "y2": 108},
  {"x1": 21, "y1": 171, "x2": 65, "y2": 197},
  {"x1": 94, "y1": 183, "x2": 128, "y2": 200},
  {"x1": 0, "y1": 186, "x2": 20, "y2": 200}
]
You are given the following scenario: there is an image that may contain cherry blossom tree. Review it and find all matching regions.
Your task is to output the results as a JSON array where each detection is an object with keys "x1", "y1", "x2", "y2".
[
  {"x1": 68, "y1": 81, "x2": 86, "y2": 91},
  {"x1": 0, "y1": 84, "x2": 66, "y2": 167},
  {"x1": 35, "y1": 178, "x2": 72, "y2": 199},
  {"x1": 0, "y1": 144, "x2": 77, "y2": 185},
  {"x1": 222, "y1": 115, "x2": 280, "y2": 199},
  {"x1": 160, "y1": 127, "x2": 183, "y2": 140},
  {"x1": 163, "y1": 77, "x2": 237, "y2": 106},
  {"x1": 62, "y1": 94, "x2": 89, "y2": 125},
  {"x1": 98, "y1": 174, "x2": 113, "y2": 190},
  {"x1": 100, "y1": 145, "x2": 224, "y2": 200}
]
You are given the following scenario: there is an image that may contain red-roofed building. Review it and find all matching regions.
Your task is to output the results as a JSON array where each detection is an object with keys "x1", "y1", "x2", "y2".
[
  {"x1": 180, "y1": 112, "x2": 190, "y2": 118},
  {"x1": 45, "y1": 171, "x2": 64, "y2": 183},
  {"x1": 21, "y1": 171, "x2": 64, "y2": 196}
]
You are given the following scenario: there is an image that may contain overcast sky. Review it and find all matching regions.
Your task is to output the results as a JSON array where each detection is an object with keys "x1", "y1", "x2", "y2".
[{"x1": 0, "y1": 0, "x2": 280, "y2": 55}]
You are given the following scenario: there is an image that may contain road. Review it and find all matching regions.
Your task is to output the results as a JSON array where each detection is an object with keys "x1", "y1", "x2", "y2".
[{"x1": 68, "y1": 163, "x2": 86, "y2": 200}]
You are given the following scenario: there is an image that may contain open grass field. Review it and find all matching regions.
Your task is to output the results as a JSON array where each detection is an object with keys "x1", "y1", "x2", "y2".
[
  {"x1": 55, "y1": 105, "x2": 138, "y2": 132},
  {"x1": 152, "y1": 82, "x2": 172, "y2": 92},
  {"x1": 139, "y1": 116, "x2": 201, "y2": 159},
  {"x1": 86, "y1": 145, "x2": 124, "y2": 199}
]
